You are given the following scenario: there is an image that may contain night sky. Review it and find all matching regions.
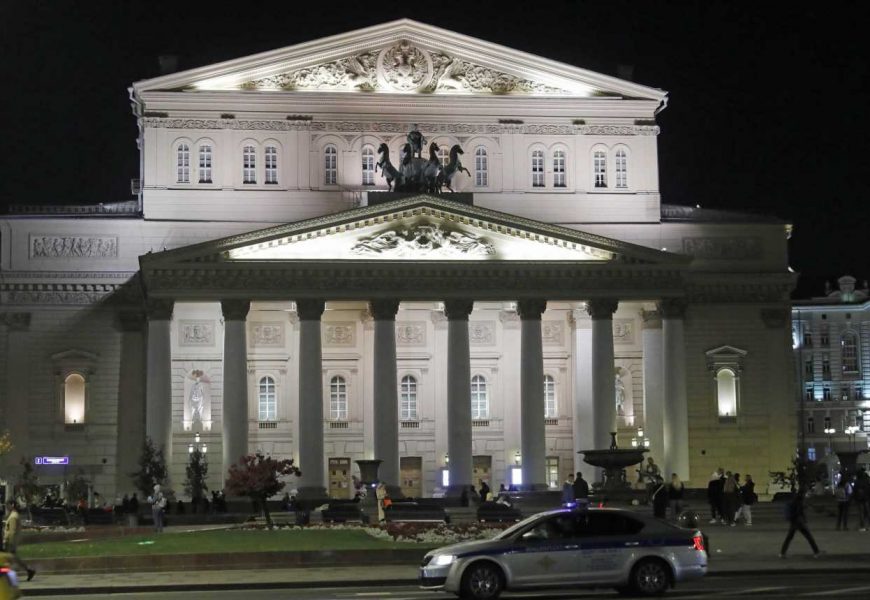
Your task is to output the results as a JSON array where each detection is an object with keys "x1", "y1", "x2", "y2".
[{"x1": 2, "y1": 1, "x2": 867, "y2": 296}]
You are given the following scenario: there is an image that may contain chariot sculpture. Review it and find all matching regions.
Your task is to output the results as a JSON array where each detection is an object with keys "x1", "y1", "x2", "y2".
[{"x1": 376, "y1": 126, "x2": 470, "y2": 193}]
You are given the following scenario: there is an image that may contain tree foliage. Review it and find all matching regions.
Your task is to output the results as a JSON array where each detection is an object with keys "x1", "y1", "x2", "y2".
[
  {"x1": 0, "y1": 430, "x2": 13, "y2": 457},
  {"x1": 66, "y1": 469, "x2": 90, "y2": 504},
  {"x1": 769, "y1": 453, "x2": 815, "y2": 494},
  {"x1": 131, "y1": 437, "x2": 168, "y2": 498},
  {"x1": 225, "y1": 452, "x2": 301, "y2": 527},
  {"x1": 184, "y1": 448, "x2": 209, "y2": 502},
  {"x1": 15, "y1": 457, "x2": 39, "y2": 507}
]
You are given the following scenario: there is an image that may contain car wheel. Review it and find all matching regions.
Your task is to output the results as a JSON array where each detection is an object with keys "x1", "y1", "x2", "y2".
[
  {"x1": 460, "y1": 561, "x2": 504, "y2": 600},
  {"x1": 630, "y1": 558, "x2": 670, "y2": 596}
]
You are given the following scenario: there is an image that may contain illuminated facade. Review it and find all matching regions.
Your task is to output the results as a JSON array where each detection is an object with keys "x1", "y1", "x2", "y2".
[
  {"x1": 0, "y1": 20, "x2": 797, "y2": 499},
  {"x1": 792, "y1": 276, "x2": 870, "y2": 468}
]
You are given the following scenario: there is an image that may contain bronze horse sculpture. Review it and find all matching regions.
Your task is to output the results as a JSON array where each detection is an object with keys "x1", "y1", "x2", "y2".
[
  {"x1": 376, "y1": 143, "x2": 402, "y2": 191},
  {"x1": 399, "y1": 141, "x2": 442, "y2": 193},
  {"x1": 436, "y1": 144, "x2": 471, "y2": 192}
]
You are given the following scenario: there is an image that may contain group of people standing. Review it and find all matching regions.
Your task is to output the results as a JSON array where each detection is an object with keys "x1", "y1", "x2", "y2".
[
  {"x1": 834, "y1": 468, "x2": 870, "y2": 531},
  {"x1": 561, "y1": 472, "x2": 591, "y2": 507},
  {"x1": 707, "y1": 468, "x2": 757, "y2": 526}
]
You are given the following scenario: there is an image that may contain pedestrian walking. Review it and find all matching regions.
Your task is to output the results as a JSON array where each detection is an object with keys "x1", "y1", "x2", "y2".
[
  {"x1": 740, "y1": 474, "x2": 756, "y2": 526},
  {"x1": 854, "y1": 469, "x2": 870, "y2": 532},
  {"x1": 3, "y1": 502, "x2": 35, "y2": 581},
  {"x1": 375, "y1": 481, "x2": 388, "y2": 524},
  {"x1": 573, "y1": 472, "x2": 590, "y2": 509},
  {"x1": 668, "y1": 473, "x2": 684, "y2": 520},
  {"x1": 835, "y1": 475, "x2": 853, "y2": 531},
  {"x1": 479, "y1": 480, "x2": 492, "y2": 502},
  {"x1": 780, "y1": 490, "x2": 821, "y2": 558},
  {"x1": 707, "y1": 469, "x2": 724, "y2": 524},
  {"x1": 723, "y1": 472, "x2": 739, "y2": 526}
]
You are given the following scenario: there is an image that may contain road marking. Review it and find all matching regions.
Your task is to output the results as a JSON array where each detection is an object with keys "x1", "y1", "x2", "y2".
[{"x1": 803, "y1": 585, "x2": 870, "y2": 596}]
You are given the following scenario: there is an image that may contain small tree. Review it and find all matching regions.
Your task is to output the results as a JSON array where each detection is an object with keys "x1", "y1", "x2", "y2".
[
  {"x1": 0, "y1": 430, "x2": 13, "y2": 457},
  {"x1": 66, "y1": 469, "x2": 90, "y2": 505},
  {"x1": 769, "y1": 453, "x2": 814, "y2": 494},
  {"x1": 225, "y1": 452, "x2": 301, "y2": 527},
  {"x1": 131, "y1": 437, "x2": 168, "y2": 498},
  {"x1": 15, "y1": 457, "x2": 40, "y2": 510},
  {"x1": 184, "y1": 448, "x2": 209, "y2": 508}
]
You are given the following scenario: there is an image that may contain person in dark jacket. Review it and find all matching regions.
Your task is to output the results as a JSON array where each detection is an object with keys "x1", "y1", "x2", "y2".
[
  {"x1": 855, "y1": 469, "x2": 870, "y2": 532},
  {"x1": 652, "y1": 481, "x2": 669, "y2": 519},
  {"x1": 572, "y1": 472, "x2": 590, "y2": 508},
  {"x1": 561, "y1": 474, "x2": 575, "y2": 504},
  {"x1": 668, "y1": 473, "x2": 685, "y2": 520},
  {"x1": 780, "y1": 490, "x2": 821, "y2": 558},
  {"x1": 739, "y1": 474, "x2": 756, "y2": 526},
  {"x1": 707, "y1": 468, "x2": 725, "y2": 524}
]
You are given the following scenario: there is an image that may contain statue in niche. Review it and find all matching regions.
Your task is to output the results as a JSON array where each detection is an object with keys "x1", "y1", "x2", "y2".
[
  {"x1": 615, "y1": 372, "x2": 626, "y2": 417},
  {"x1": 189, "y1": 370, "x2": 206, "y2": 426}
]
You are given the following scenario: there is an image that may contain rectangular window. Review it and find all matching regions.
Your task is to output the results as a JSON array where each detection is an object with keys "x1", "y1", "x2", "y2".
[
  {"x1": 820, "y1": 326, "x2": 829, "y2": 347},
  {"x1": 807, "y1": 447, "x2": 817, "y2": 461},
  {"x1": 531, "y1": 151, "x2": 545, "y2": 187},
  {"x1": 552, "y1": 151, "x2": 566, "y2": 188},
  {"x1": 803, "y1": 329, "x2": 813, "y2": 348},
  {"x1": 475, "y1": 148, "x2": 488, "y2": 187},
  {"x1": 324, "y1": 147, "x2": 337, "y2": 185},
  {"x1": 243, "y1": 146, "x2": 256, "y2": 184},
  {"x1": 615, "y1": 150, "x2": 628, "y2": 188},
  {"x1": 804, "y1": 359, "x2": 813, "y2": 379},
  {"x1": 361, "y1": 148, "x2": 375, "y2": 186},
  {"x1": 807, "y1": 417, "x2": 815, "y2": 433},
  {"x1": 593, "y1": 151, "x2": 607, "y2": 188},
  {"x1": 546, "y1": 456, "x2": 559, "y2": 489},
  {"x1": 265, "y1": 146, "x2": 278, "y2": 184},
  {"x1": 823, "y1": 387, "x2": 831, "y2": 401},
  {"x1": 822, "y1": 356, "x2": 831, "y2": 379},
  {"x1": 805, "y1": 386, "x2": 814, "y2": 402},
  {"x1": 177, "y1": 144, "x2": 190, "y2": 183},
  {"x1": 198, "y1": 145, "x2": 212, "y2": 183}
]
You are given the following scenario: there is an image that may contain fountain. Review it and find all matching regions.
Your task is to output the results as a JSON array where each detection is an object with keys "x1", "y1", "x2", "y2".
[{"x1": 579, "y1": 432, "x2": 648, "y2": 498}]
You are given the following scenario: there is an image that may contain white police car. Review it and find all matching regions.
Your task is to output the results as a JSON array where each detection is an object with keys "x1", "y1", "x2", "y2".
[{"x1": 420, "y1": 506, "x2": 706, "y2": 599}]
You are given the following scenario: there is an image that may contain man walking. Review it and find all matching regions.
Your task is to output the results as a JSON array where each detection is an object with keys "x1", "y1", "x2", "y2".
[
  {"x1": 780, "y1": 490, "x2": 821, "y2": 558},
  {"x1": 573, "y1": 472, "x2": 590, "y2": 508},
  {"x1": 3, "y1": 502, "x2": 35, "y2": 581}
]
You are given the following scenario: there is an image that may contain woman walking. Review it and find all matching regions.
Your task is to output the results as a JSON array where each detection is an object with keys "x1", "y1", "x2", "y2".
[
  {"x1": 740, "y1": 474, "x2": 756, "y2": 526},
  {"x1": 668, "y1": 473, "x2": 684, "y2": 521},
  {"x1": 722, "y1": 473, "x2": 739, "y2": 525}
]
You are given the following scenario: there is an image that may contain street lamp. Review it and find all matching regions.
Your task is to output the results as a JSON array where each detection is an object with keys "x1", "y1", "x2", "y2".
[
  {"x1": 846, "y1": 425, "x2": 859, "y2": 451},
  {"x1": 824, "y1": 427, "x2": 836, "y2": 454},
  {"x1": 188, "y1": 432, "x2": 207, "y2": 455},
  {"x1": 631, "y1": 428, "x2": 650, "y2": 448}
]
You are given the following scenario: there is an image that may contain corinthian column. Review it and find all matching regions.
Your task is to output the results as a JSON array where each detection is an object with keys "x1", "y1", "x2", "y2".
[
  {"x1": 370, "y1": 299, "x2": 400, "y2": 494},
  {"x1": 587, "y1": 299, "x2": 618, "y2": 451},
  {"x1": 221, "y1": 300, "x2": 250, "y2": 475},
  {"x1": 445, "y1": 299, "x2": 473, "y2": 494},
  {"x1": 296, "y1": 299, "x2": 327, "y2": 498},
  {"x1": 518, "y1": 299, "x2": 547, "y2": 490},
  {"x1": 145, "y1": 299, "x2": 174, "y2": 468},
  {"x1": 660, "y1": 298, "x2": 689, "y2": 480}
]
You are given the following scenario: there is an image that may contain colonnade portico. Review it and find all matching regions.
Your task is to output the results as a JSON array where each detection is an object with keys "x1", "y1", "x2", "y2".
[{"x1": 142, "y1": 295, "x2": 692, "y2": 497}]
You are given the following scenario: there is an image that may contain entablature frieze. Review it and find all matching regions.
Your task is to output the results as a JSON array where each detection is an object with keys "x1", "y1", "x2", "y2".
[{"x1": 139, "y1": 117, "x2": 658, "y2": 137}]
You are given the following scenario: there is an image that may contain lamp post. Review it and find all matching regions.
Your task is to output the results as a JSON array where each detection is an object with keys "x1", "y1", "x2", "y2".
[
  {"x1": 631, "y1": 428, "x2": 651, "y2": 449},
  {"x1": 824, "y1": 427, "x2": 836, "y2": 454},
  {"x1": 846, "y1": 425, "x2": 859, "y2": 452},
  {"x1": 188, "y1": 432, "x2": 207, "y2": 455}
]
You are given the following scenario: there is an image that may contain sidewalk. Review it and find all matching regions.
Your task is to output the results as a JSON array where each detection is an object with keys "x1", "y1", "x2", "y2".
[{"x1": 18, "y1": 507, "x2": 870, "y2": 595}]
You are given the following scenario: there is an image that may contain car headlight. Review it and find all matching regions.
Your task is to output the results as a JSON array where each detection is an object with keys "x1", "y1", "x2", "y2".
[{"x1": 432, "y1": 554, "x2": 456, "y2": 566}]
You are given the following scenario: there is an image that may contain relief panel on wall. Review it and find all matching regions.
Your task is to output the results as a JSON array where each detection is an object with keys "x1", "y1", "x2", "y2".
[
  {"x1": 396, "y1": 321, "x2": 426, "y2": 347},
  {"x1": 469, "y1": 321, "x2": 495, "y2": 346},
  {"x1": 179, "y1": 320, "x2": 215, "y2": 347},
  {"x1": 323, "y1": 322, "x2": 356, "y2": 347},
  {"x1": 183, "y1": 369, "x2": 213, "y2": 431},
  {"x1": 613, "y1": 319, "x2": 635, "y2": 345},
  {"x1": 250, "y1": 322, "x2": 285, "y2": 347}
]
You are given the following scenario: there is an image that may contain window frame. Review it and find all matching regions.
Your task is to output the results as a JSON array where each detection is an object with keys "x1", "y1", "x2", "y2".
[
  {"x1": 552, "y1": 149, "x2": 567, "y2": 188},
  {"x1": 474, "y1": 146, "x2": 488, "y2": 188},
  {"x1": 400, "y1": 374, "x2": 418, "y2": 421},
  {"x1": 842, "y1": 331, "x2": 859, "y2": 373},
  {"x1": 243, "y1": 145, "x2": 257, "y2": 184},
  {"x1": 531, "y1": 149, "x2": 545, "y2": 188},
  {"x1": 471, "y1": 374, "x2": 489, "y2": 419},
  {"x1": 544, "y1": 374, "x2": 557, "y2": 418},
  {"x1": 705, "y1": 345, "x2": 747, "y2": 423},
  {"x1": 264, "y1": 145, "x2": 278, "y2": 184},
  {"x1": 258, "y1": 375, "x2": 277, "y2": 422},
  {"x1": 329, "y1": 375, "x2": 348, "y2": 421},
  {"x1": 323, "y1": 144, "x2": 338, "y2": 186},
  {"x1": 197, "y1": 143, "x2": 213, "y2": 184},
  {"x1": 593, "y1": 149, "x2": 607, "y2": 188},
  {"x1": 176, "y1": 142, "x2": 191, "y2": 183},
  {"x1": 614, "y1": 147, "x2": 628, "y2": 189},
  {"x1": 361, "y1": 145, "x2": 376, "y2": 186}
]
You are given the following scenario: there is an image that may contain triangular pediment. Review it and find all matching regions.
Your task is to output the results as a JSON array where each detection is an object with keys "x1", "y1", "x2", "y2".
[
  {"x1": 140, "y1": 195, "x2": 687, "y2": 267},
  {"x1": 132, "y1": 19, "x2": 666, "y2": 101}
]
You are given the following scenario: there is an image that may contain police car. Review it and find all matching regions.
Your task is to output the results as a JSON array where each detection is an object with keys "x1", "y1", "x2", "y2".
[{"x1": 419, "y1": 506, "x2": 707, "y2": 599}]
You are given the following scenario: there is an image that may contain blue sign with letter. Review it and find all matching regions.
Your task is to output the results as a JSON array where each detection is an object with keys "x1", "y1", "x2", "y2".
[{"x1": 34, "y1": 456, "x2": 70, "y2": 465}]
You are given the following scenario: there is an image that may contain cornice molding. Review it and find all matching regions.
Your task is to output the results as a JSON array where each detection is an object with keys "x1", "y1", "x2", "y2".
[
  {"x1": 140, "y1": 117, "x2": 658, "y2": 136},
  {"x1": 0, "y1": 312, "x2": 31, "y2": 331}
]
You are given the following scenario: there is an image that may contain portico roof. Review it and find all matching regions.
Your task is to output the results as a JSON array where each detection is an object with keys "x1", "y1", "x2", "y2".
[{"x1": 139, "y1": 195, "x2": 691, "y2": 302}]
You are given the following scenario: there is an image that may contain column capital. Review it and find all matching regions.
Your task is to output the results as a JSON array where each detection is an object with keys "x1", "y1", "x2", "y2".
[
  {"x1": 658, "y1": 298, "x2": 688, "y2": 319},
  {"x1": 640, "y1": 309, "x2": 662, "y2": 330},
  {"x1": 0, "y1": 312, "x2": 31, "y2": 331},
  {"x1": 369, "y1": 299, "x2": 400, "y2": 321},
  {"x1": 220, "y1": 299, "x2": 251, "y2": 321},
  {"x1": 586, "y1": 298, "x2": 618, "y2": 320},
  {"x1": 444, "y1": 299, "x2": 474, "y2": 321},
  {"x1": 517, "y1": 299, "x2": 547, "y2": 320},
  {"x1": 116, "y1": 310, "x2": 146, "y2": 332},
  {"x1": 761, "y1": 307, "x2": 790, "y2": 329},
  {"x1": 295, "y1": 299, "x2": 325, "y2": 321},
  {"x1": 145, "y1": 298, "x2": 174, "y2": 321}
]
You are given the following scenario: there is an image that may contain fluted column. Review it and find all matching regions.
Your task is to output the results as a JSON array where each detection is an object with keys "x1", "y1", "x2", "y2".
[
  {"x1": 221, "y1": 300, "x2": 251, "y2": 476},
  {"x1": 660, "y1": 298, "x2": 689, "y2": 480},
  {"x1": 115, "y1": 311, "x2": 146, "y2": 494},
  {"x1": 145, "y1": 299, "x2": 174, "y2": 468},
  {"x1": 570, "y1": 308, "x2": 595, "y2": 481},
  {"x1": 296, "y1": 299, "x2": 327, "y2": 497},
  {"x1": 587, "y1": 299, "x2": 618, "y2": 451},
  {"x1": 518, "y1": 300, "x2": 547, "y2": 490},
  {"x1": 641, "y1": 309, "x2": 665, "y2": 468},
  {"x1": 445, "y1": 299, "x2": 473, "y2": 494},
  {"x1": 371, "y1": 299, "x2": 400, "y2": 493}
]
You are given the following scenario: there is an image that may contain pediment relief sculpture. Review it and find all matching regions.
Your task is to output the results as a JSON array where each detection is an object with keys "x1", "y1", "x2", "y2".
[
  {"x1": 240, "y1": 40, "x2": 572, "y2": 95},
  {"x1": 351, "y1": 222, "x2": 495, "y2": 259}
]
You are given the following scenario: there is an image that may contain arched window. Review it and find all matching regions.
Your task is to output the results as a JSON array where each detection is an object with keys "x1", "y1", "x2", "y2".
[
  {"x1": 176, "y1": 143, "x2": 190, "y2": 183},
  {"x1": 593, "y1": 150, "x2": 607, "y2": 188},
  {"x1": 243, "y1": 145, "x2": 257, "y2": 184},
  {"x1": 716, "y1": 368, "x2": 738, "y2": 417},
  {"x1": 64, "y1": 373, "x2": 86, "y2": 424},
  {"x1": 842, "y1": 332, "x2": 859, "y2": 373},
  {"x1": 544, "y1": 375, "x2": 556, "y2": 418},
  {"x1": 264, "y1": 146, "x2": 278, "y2": 184},
  {"x1": 258, "y1": 376, "x2": 276, "y2": 421},
  {"x1": 198, "y1": 144, "x2": 212, "y2": 183},
  {"x1": 329, "y1": 375, "x2": 347, "y2": 420},
  {"x1": 474, "y1": 146, "x2": 488, "y2": 187},
  {"x1": 324, "y1": 145, "x2": 337, "y2": 185},
  {"x1": 531, "y1": 150, "x2": 545, "y2": 187},
  {"x1": 361, "y1": 145, "x2": 375, "y2": 185},
  {"x1": 615, "y1": 149, "x2": 628, "y2": 188},
  {"x1": 400, "y1": 375, "x2": 418, "y2": 420},
  {"x1": 471, "y1": 375, "x2": 489, "y2": 419},
  {"x1": 552, "y1": 150, "x2": 566, "y2": 188}
]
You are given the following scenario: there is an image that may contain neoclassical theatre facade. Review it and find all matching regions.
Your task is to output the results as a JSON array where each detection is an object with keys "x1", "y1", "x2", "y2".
[{"x1": 0, "y1": 20, "x2": 797, "y2": 499}]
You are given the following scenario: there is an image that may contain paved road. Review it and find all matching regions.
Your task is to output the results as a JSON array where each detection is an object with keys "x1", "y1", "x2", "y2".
[{"x1": 30, "y1": 571, "x2": 870, "y2": 599}]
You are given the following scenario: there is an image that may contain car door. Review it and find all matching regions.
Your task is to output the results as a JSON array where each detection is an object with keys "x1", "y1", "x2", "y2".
[
  {"x1": 575, "y1": 512, "x2": 645, "y2": 585},
  {"x1": 501, "y1": 514, "x2": 580, "y2": 587}
]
